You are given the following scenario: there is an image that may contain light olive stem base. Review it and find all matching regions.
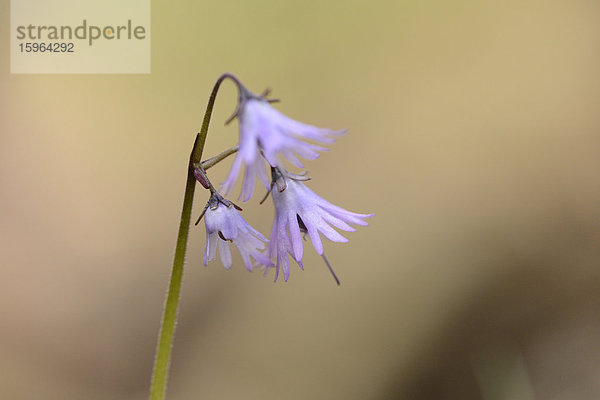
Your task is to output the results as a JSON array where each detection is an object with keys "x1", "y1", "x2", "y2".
[{"x1": 149, "y1": 73, "x2": 238, "y2": 400}]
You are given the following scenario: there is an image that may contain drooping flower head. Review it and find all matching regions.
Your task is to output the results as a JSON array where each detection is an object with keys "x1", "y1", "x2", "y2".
[
  {"x1": 263, "y1": 167, "x2": 374, "y2": 282},
  {"x1": 220, "y1": 85, "x2": 346, "y2": 202},
  {"x1": 202, "y1": 193, "x2": 272, "y2": 270}
]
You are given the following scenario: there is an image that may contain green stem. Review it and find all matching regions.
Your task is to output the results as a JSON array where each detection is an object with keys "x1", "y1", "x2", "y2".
[
  {"x1": 149, "y1": 161, "x2": 196, "y2": 400},
  {"x1": 149, "y1": 73, "x2": 238, "y2": 400},
  {"x1": 192, "y1": 72, "x2": 241, "y2": 165},
  {"x1": 201, "y1": 145, "x2": 239, "y2": 170}
]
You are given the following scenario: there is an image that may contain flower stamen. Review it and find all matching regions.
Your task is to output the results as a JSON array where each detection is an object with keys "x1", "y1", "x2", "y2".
[{"x1": 218, "y1": 231, "x2": 231, "y2": 242}]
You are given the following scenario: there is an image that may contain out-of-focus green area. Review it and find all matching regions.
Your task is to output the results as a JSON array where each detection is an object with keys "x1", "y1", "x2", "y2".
[{"x1": 1, "y1": 1, "x2": 600, "y2": 399}]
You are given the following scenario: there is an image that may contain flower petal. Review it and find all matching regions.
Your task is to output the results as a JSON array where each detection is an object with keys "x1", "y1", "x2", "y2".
[
  {"x1": 218, "y1": 239, "x2": 232, "y2": 269},
  {"x1": 203, "y1": 200, "x2": 270, "y2": 271},
  {"x1": 287, "y1": 212, "x2": 304, "y2": 262},
  {"x1": 204, "y1": 233, "x2": 217, "y2": 266}
]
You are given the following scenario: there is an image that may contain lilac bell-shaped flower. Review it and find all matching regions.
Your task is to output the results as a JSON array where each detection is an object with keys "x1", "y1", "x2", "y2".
[
  {"x1": 263, "y1": 168, "x2": 373, "y2": 282},
  {"x1": 202, "y1": 194, "x2": 272, "y2": 271},
  {"x1": 221, "y1": 88, "x2": 346, "y2": 202}
]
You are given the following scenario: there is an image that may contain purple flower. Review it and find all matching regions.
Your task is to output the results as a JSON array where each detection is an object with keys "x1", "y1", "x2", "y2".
[
  {"x1": 203, "y1": 195, "x2": 272, "y2": 271},
  {"x1": 262, "y1": 217, "x2": 304, "y2": 283},
  {"x1": 263, "y1": 169, "x2": 373, "y2": 282},
  {"x1": 221, "y1": 97, "x2": 346, "y2": 202}
]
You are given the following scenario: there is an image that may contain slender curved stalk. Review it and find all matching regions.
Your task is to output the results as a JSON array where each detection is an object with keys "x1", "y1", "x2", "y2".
[
  {"x1": 149, "y1": 73, "x2": 240, "y2": 400},
  {"x1": 191, "y1": 73, "x2": 242, "y2": 165},
  {"x1": 201, "y1": 145, "x2": 239, "y2": 170}
]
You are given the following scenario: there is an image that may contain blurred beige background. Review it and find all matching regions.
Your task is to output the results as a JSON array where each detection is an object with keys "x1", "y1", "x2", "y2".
[{"x1": 2, "y1": 1, "x2": 600, "y2": 399}]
